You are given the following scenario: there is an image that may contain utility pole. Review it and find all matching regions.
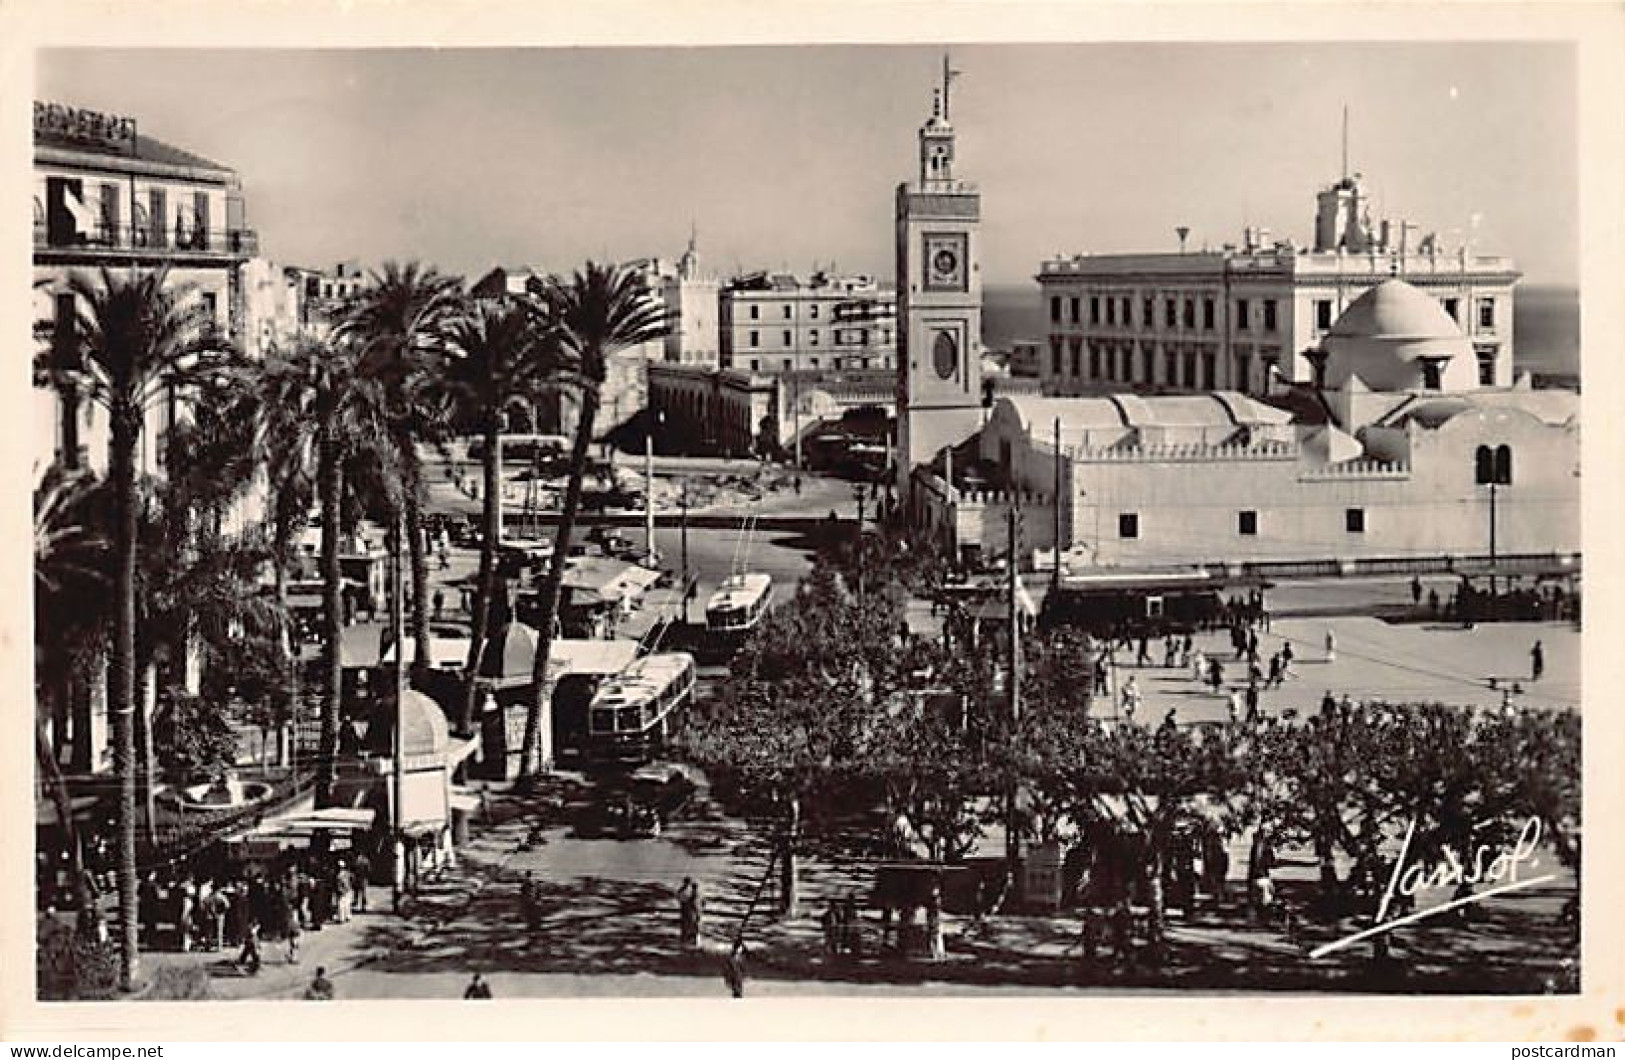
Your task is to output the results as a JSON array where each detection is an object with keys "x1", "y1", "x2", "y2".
[
  {"x1": 1004, "y1": 504, "x2": 1023, "y2": 907},
  {"x1": 1052, "y1": 417, "x2": 1063, "y2": 590},
  {"x1": 680, "y1": 479, "x2": 691, "y2": 627},
  {"x1": 1488, "y1": 481, "x2": 1498, "y2": 599},
  {"x1": 644, "y1": 432, "x2": 656, "y2": 565}
]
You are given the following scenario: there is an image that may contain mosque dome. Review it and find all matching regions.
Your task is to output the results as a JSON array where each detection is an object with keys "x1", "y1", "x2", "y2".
[{"x1": 1320, "y1": 279, "x2": 1476, "y2": 393}]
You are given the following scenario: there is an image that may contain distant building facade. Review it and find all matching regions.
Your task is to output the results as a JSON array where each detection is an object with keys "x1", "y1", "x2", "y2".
[
  {"x1": 919, "y1": 279, "x2": 1577, "y2": 569},
  {"x1": 720, "y1": 271, "x2": 897, "y2": 375},
  {"x1": 1034, "y1": 175, "x2": 1520, "y2": 398},
  {"x1": 469, "y1": 264, "x2": 654, "y2": 440}
]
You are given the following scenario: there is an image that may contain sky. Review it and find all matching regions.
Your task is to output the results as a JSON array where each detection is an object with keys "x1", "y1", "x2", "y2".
[{"x1": 37, "y1": 42, "x2": 1578, "y2": 288}]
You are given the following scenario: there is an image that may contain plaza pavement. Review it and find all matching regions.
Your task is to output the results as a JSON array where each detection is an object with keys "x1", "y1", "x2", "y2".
[{"x1": 136, "y1": 772, "x2": 1578, "y2": 1000}]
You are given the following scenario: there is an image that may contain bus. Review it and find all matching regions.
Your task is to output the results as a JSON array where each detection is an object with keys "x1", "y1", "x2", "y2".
[
  {"x1": 704, "y1": 573, "x2": 775, "y2": 647},
  {"x1": 584, "y1": 652, "x2": 698, "y2": 766}
]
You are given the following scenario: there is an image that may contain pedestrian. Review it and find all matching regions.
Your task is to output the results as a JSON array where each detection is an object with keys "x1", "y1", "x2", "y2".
[
  {"x1": 335, "y1": 865, "x2": 352, "y2": 924},
  {"x1": 1267, "y1": 653, "x2": 1283, "y2": 689},
  {"x1": 721, "y1": 943, "x2": 746, "y2": 999},
  {"x1": 1247, "y1": 629, "x2": 1260, "y2": 662},
  {"x1": 1245, "y1": 680, "x2": 1261, "y2": 723},
  {"x1": 1190, "y1": 649, "x2": 1207, "y2": 684},
  {"x1": 1208, "y1": 657, "x2": 1224, "y2": 694},
  {"x1": 1093, "y1": 657, "x2": 1110, "y2": 697},
  {"x1": 286, "y1": 909, "x2": 302, "y2": 964},
  {"x1": 463, "y1": 972, "x2": 493, "y2": 999},
  {"x1": 1531, "y1": 640, "x2": 1545, "y2": 681},
  {"x1": 304, "y1": 966, "x2": 335, "y2": 1000},
  {"x1": 1411, "y1": 575, "x2": 1423, "y2": 606},
  {"x1": 1281, "y1": 640, "x2": 1294, "y2": 675},
  {"x1": 1227, "y1": 689, "x2": 1242, "y2": 724},
  {"x1": 1182, "y1": 633, "x2": 1194, "y2": 666},
  {"x1": 821, "y1": 900, "x2": 839, "y2": 956},
  {"x1": 520, "y1": 870, "x2": 539, "y2": 932},
  {"x1": 1324, "y1": 629, "x2": 1337, "y2": 663},
  {"x1": 1137, "y1": 635, "x2": 1150, "y2": 667},
  {"x1": 352, "y1": 852, "x2": 370, "y2": 913},
  {"x1": 237, "y1": 918, "x2": 262, "y2": 975},
  {"x1": 1427, "y1": 588, "x2": 1440, "y2": 616},
  {"x1": 433, "y1": 589, "x2": 445, "y2": 622}
]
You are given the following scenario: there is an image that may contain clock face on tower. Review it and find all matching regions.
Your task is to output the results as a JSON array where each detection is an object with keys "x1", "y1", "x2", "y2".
[
  {"x1": 923, "y1": 233, "x2": 968, "y2": 291},
  {"x1": 932, "y1": 330, "x2": 959, "y2": 380}
]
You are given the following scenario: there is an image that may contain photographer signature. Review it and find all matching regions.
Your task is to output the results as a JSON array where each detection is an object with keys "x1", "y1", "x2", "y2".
[{"x1": 1309, "y1": 816, "x2": 1558, "y2": 959}]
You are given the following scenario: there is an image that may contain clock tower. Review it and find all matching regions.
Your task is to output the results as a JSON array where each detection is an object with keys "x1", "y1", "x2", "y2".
[{"x1": 895, "y1": 57, "x2": 984, "y2": 506}]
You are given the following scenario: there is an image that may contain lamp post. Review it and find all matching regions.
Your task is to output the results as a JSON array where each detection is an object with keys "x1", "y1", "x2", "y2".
[
  {"x1": 1475, "y1": 444, "x2": 1512, "y2": 599},
  {"x1": 680, "y1": 478, "x2": 691, "y2": 628}
]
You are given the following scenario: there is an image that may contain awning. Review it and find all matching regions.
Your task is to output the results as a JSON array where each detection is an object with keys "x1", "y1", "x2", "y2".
[
  {"x1": 383, "y1": 635, "x2": 473, "y2": 670},
  {"x1": 448, "y1": 788, "x2": 482, "y2": 814}
]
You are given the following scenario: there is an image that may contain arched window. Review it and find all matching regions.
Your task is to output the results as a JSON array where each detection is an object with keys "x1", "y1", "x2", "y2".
[{"x1": 1476, "y1": 444, "x2": 1512, "y2": 485}]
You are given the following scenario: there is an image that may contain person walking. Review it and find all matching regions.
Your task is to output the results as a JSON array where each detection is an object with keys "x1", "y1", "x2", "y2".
[
  {"x1": 1227, "y1": 688, "x2": 1242, "y2": 724},
  {"x1": 1137, "y1": 635, "x2": 1150, "y2": 667},
  {"x1": 1324, "y1": 629, "x2": 1337, "y2": 663},
  {"x1": 286, "y1": 908, "x2": 302, "y2": 964},
  {"x1": 677, "y1": 877, "x2": 701, "y2": 948},
  {"x1": 1411, "y1": 575, "x2": 1423, "y2": 607},
  {"x1": 236, "y1": 918, "x2": 262, "y2": 976},
  {"x1": 335, "y1": 865, "x2": 352, "y2": 924},
  {"x1": 1208, "y1": 657, "x2": 1225, "y2": 695},
  {"x1": 463, "y1": 973, "x2": 493, "y2": 998},
  {"x1": 352, "y1": 852, "x2": 370, "y2": 913},
  {"x1": 304, "y1": 966, "x2": 335, "y2": 1000},
  {"x1": 1531, "y1": 640, "x2": 1545, "y2": 681},
  {"x1": 433, "y1": 588, "x2": 445, "y2": 622},
  {"x1": 1190, "y1": 648, "x2": 1207, "y2": 684},
  {"x1": 1281, "y1": 640, "x2": 1295, "y2": 676}
]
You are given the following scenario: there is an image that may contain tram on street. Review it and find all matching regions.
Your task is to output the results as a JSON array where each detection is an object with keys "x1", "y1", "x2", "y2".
[
  {"x1": 703, "y1": 572, "x2": 775, "y2": 647},
  {"x1": 1038, "y1": 569, "x2": 1258, "y2": 636},
  {"x1": 584, "y1": 652, "x2": 698, "y2": 766}
]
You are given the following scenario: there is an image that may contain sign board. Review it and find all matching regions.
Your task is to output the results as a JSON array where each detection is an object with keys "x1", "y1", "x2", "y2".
[
  {"x1": 1023, "y1": 842, "x2": 1065, "y2": 910},
  {"x1": 35, "y1": 102, "x2": 136, "y2": 147}
]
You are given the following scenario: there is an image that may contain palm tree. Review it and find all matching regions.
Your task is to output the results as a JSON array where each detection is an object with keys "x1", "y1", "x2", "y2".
[
  {"x1": 337, "y1": 262, "x2": 461, "y2": 685},
  {"x1": 437, "y1": 294, "x2": 557, "y2": 735},
  {"x1": 34, "y1": 466, "x2": 111, "y2": 922},
  {"x1": 59, "y1": 266, "x2": 231, "y2": 991},
  {"x1": 519, "y1": 263, "x2": 670, "y2": 779},
  {"x1": 256, "y1": 337, "x2": 391, "y2": 807}
]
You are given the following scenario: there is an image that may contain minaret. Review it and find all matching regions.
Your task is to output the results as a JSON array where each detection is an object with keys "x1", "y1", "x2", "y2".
[{"x1": 895, "y1": 56, "x2": 984, "y2": 509}]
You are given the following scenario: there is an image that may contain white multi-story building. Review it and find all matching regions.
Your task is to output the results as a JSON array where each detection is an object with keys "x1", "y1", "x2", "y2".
[
  {"x1": 32, "y1": 100, "x2": 259, "y2": 478},
  {"x1": 719, "y1": 270, "x2": 897, "y2": 375},
  {"x1": 1034, "y1": 175, "x2": 1520, "y2": 397}
]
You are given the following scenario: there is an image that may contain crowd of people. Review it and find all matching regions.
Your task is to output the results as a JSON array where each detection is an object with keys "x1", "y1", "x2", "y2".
[{"x1": 134, "y1": 848, "x2": 373, "y2": 973}]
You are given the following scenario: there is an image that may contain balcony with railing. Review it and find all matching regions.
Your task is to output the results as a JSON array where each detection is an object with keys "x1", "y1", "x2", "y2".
[{"x1": 34, "y1": 219, "x2": 259, "y2": 259}]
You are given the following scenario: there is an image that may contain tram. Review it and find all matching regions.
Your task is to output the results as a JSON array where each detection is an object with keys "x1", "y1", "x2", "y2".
[
  {"x1": 584, "y1": 652, "x2": 698, "y2": 766},
  {"x1": 1038, "y1": 569, "x2": 1259, "y2": 636}
]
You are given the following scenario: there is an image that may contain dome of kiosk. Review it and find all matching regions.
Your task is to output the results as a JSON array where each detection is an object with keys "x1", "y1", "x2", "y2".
[
  {"x1": 1321, "y1": 279, "x2": 1476, "y2": 393},
  {"x1": 478, "y1": 621, "x2": 538, "y2": 680},
  {"x1": 362, "y1": 688, "x2": 449, "y2": 759}
]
